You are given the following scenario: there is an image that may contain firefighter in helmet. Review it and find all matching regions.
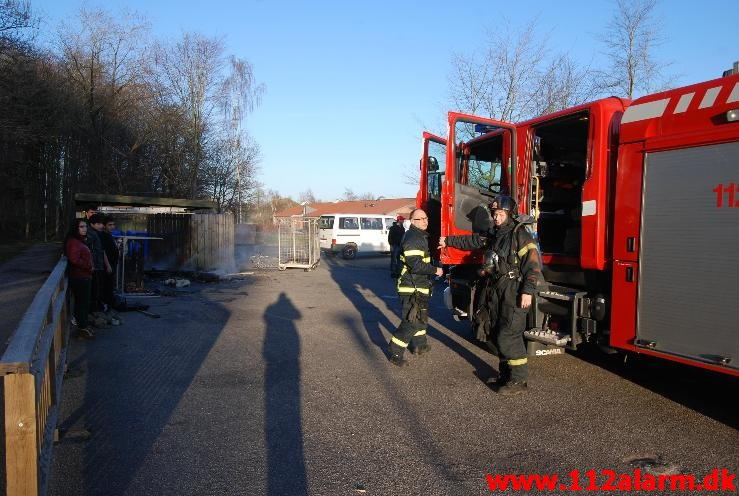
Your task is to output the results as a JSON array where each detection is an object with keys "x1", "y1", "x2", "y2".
[
  {"x1": 386, "y1": 208, "x2": 444, "y2": 366},
  {"x1": 438, "y1": 195, "x2": 541, "y2": 395}
]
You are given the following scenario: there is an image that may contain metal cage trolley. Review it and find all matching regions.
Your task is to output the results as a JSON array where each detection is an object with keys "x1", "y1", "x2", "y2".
[{"x1": 277, "y1": 218, "x2": 320, "y2": 271}]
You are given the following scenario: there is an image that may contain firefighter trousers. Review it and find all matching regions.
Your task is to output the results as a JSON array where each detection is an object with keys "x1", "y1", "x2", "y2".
[
  {"x1": 390, "y1": 245, "x2": 402, "y2": 276},
  {"x1": 389, "y1": 294, "x2": 429, "y2": 357},
  {"x1": 478, "y1": 280, "x2": 529, "y2": 383}
]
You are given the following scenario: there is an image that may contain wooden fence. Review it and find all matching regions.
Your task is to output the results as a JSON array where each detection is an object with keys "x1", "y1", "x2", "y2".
[
  {"x1": 189, "y1": 213, "x2": 234, "y2": 272},
  {"x1": 1, "y1": 258, "x2": 70, "y2": 495},
  {"x1": 113, "y1": 212, "x2": 235, "y2": 272}
]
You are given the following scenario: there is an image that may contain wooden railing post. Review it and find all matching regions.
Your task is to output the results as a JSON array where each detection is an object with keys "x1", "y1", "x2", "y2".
[
  {"x1": 4, "y1": 373, "x2": 38, "y2": 495},
  {"x1": 2, "y1": 257, "x2": 70, "y2": 496}
]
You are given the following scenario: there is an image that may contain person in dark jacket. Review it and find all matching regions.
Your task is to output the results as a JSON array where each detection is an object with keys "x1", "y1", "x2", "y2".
[
  {"x1": 86, "y1": 214, "x2": 112, "y2": 315},
  {"x1": 65, "y1": 219, "x2": 95, "y2": 339},
  {"x1": 387, "y1": 215, "x2": 405, "y2": 278},
  {"x1": 386, "y1": 209, "x2": 443, "y2": 366},
  {"x1": 98, "y1": 216, "x2": 119, "y2": 312},
  {"x1": 439, "y1": 196, "x2": 541, "y2": 395}
]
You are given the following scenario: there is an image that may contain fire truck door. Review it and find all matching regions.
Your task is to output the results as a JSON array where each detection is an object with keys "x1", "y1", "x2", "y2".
[
  {"x1": 421, "y1": 132, "x2": 447, "y2": 260},
  {"x1": 442, "y1": 114, "x2": 516, "y2": 266},
  {"x1": 636, "y1": 141, "x2": 739, "y2": 371},
  {"x1": 452, "y1": 131, "x2": 513, "y2": 234}
]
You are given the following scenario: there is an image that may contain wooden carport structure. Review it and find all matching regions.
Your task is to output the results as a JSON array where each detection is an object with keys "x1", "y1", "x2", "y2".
[{"x1": 74, "y1": 194, "x2": 234, "y2": 272}]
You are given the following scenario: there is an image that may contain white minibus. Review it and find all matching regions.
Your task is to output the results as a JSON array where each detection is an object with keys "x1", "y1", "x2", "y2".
[{"x1": 319, "y1": 213, "x2": 398, "y2": 259}]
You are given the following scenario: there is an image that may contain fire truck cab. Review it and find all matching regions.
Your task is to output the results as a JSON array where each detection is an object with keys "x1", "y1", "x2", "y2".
[{"x1": 419, "y1": 72, "x2": 739, "y2": 376}]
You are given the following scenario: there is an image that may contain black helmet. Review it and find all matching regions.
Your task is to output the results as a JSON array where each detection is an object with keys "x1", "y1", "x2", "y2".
[{"x1": 489, "y1": 195, "x2": 516, "y2": 213}]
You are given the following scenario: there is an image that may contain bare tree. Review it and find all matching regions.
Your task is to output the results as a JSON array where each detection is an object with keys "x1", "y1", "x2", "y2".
[
  {"x1": 0, "y1": 0, "x2": 37, "y2": 39},
  {"x1": 448, "y1": 50, "x2": 493, "y2": 118},
  {"x1": 218, "y1": 55, "x2": 265, "y2": 213},
  {"x1": 597, "y1": 0, "x2": 672, "y2": 98},
  {"x1": 56, "y1": 8, "x2": 150, "y2": 190},
  {"x1": 448, "y1": 17, "x2": 598, "y2": 124},
  {"x1": 203, "y1": 135, "x2": 260, "y2": 213},
  {"x1": 340, "y1": 188, "x2": 375, "y2": 201},
  {"x1": 449, "y1": 18, "x2": 550, "y2": 123},
  {"x1": 402, "y1": 162, "x2": 420, "y2": 187},
  {"x1": 152, "y1": 33, "x2": 262, "y2": 198},
  {"x1": 0, "y1": 5, "x2": 265, "y2": 240},
  {"x1": 266, "y1": 189, "x2": 297, "y2": 220},
  {"x1": 532, "y1": 54, "x2": 599, "y2": 115},
  {"x1": 298, "y1": 189, "x2": 318, "y2": 204},
  {"x1": 152, "y1": 33, "x2": 225, "y2": 197},
  {"x1": 341, "y1": 187, "x2": 358, "y2": 201}
]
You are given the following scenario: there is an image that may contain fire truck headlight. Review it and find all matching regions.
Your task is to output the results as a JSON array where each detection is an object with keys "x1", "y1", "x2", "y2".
[{"x1": 727, "y1": 109, "x2": 739, "y2": 122}]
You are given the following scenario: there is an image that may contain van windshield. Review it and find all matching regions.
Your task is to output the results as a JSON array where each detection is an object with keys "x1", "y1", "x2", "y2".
[{"x1": 319, "y1": 216, "x2": 334, "y2": 229}]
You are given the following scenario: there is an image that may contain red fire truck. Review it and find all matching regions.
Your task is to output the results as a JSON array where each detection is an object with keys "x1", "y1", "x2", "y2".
[{"x1": 418, "y1": 71, "x2": 739, "y2": 377}]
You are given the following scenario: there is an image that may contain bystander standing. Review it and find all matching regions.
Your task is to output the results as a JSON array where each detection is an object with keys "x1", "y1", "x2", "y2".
[
  {"x1": 87, "y1": 214, "x2": 112, "y2": 325},
  {"x1": 387, "y1": 215, "x2": 405, "y2": 278},
  {"x1": 64, "y1": 219, "x2": 94, "y2": 339},
  {"x1": 99, "y1": 216, "x2": 122, "y2": 325}
]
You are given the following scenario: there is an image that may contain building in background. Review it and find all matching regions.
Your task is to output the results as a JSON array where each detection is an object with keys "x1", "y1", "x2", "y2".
[{"x1": 274, "y1": 198, "x2": 416, "y2": 222}]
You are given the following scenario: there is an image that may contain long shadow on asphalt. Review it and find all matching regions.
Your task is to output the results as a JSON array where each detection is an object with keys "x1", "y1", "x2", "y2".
[
  {"x1": 326, "y1": 255, "x2": 739, "y2": 430},
  {"x1": 52, "y1": 279, "x2": 254, "y2": 496},
  {"x1": 333, "y1": 311, "x2": 479, "y2": 492},
  {"x1": 324, "y1": 255, "x2": 496, "y2": 382},
  {"x1": 262, "y1": 292, "x2": 308, "y2": 496}
]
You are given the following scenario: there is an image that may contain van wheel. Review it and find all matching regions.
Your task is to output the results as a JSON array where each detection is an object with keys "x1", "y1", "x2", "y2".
[{"x1": 342, "y1": 244, "x2": 357, "y2": 260}]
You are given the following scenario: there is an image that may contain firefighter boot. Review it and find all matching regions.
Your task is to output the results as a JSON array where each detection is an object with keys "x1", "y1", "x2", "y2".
[
  {"x1": 411, "y1": 343, "x2": 431, "y2": 356},
  {"x1": 497, "y1": 381, "x2": 528, "y2": 396},
  {"x1": 386, "y1": 342, "x2": 409, "y2": 367},
  {"x1": 486, "y1": 361, "x2": 511, "y2": 387}
]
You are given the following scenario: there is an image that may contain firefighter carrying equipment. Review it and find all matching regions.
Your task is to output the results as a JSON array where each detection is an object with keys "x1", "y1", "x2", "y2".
[
  {"x1": 447, "y1": 218, "x2": 540, "y2": 296},
  {"x1": 445, "y1": 217, "x2": 542, "y2": 384}
]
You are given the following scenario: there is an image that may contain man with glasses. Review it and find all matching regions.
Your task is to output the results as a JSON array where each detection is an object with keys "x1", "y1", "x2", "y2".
[{"x1": 386, "y1": 209, "x2": 443, "y2": 366}]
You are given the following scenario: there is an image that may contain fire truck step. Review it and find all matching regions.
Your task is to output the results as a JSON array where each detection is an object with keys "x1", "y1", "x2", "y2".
[{"x1": 524, "y1": 328, "x2": 571, "y2": 347}]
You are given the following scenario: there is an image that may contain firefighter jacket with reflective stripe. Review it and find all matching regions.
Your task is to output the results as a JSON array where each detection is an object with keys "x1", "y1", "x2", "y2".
[
  {"x1": 446, "y1": 221, "x2": 541, "y2": 295},
  {"x1": 397, "y1": 225, "x2": 436, "y2": 295}
]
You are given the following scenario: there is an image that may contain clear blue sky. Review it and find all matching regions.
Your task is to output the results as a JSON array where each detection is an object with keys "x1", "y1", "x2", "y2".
[{"x1": 34, "y1": 0, "x2": 738, "y2": 201}]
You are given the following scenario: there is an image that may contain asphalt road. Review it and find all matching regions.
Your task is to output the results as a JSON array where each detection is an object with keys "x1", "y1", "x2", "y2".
[
  {"x1": 50, "y1": 253, "x2": 739, "y2": 496},
  {"x1": 0, "y1": 243, "x2": 61, "y2": 354}
]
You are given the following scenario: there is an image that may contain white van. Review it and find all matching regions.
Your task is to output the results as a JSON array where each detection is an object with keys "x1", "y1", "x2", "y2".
[{"x1": 319, "y1": 214, "x2": 398, "y2": 259}]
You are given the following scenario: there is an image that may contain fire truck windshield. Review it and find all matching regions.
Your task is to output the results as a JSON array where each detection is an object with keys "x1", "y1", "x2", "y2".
[
  {"x1": 457, "y1": 134, "x2": 505, "y2": 195},
  {"x1": 467, "y1": 155, "x2": 502, "y2": 193}
]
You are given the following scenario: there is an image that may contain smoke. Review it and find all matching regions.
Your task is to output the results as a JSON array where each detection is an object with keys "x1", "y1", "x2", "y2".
[{"x1": 236, "y1": 223, "x2": 278, "y2": 270}]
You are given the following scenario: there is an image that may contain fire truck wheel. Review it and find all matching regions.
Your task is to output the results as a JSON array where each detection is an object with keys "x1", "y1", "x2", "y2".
[{"x1": 342, "y1": 244, "x2": 357, "y2": 260}]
